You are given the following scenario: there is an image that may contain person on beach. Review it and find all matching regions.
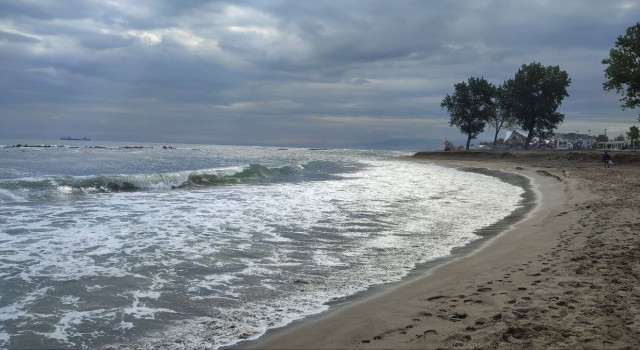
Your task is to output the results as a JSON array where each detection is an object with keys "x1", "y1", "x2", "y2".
[{"x1": 602, "y1": 151, "x2": 612, "y2": 167}]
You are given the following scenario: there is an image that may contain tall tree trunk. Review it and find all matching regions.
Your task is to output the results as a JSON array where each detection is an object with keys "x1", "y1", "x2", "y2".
[
  {"x1": 493, "y1": 129, "x2": 500, "y2": 150},
  {"x1": 466, "y1": 134, "x2": 472, "y2": 150},
  {"x1": 523, "y1": 130, "x2": 534, "y2": 150}
]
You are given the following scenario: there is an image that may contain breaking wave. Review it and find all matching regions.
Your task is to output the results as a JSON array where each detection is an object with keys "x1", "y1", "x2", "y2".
[{"x1": 0, "y1": 161, "x2": 351, "y2": 195}]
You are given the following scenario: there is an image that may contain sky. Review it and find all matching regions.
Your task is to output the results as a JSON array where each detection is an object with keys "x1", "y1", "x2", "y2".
[{"x1": 1, "y1": 0, "x2": 639, "y2": 148}]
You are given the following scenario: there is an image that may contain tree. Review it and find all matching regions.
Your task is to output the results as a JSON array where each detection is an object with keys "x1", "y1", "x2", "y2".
[
  {"x1": 627, "y1": 125, "x2": 639, "y2": 148},
  {"x1": 488, "y1": 83, "x2": 518, "y2": 149},
  {"x1": 507, "y1": 62, "x2": 571, "y2": 149},
  {"x1": 441, "y1": 76, "x2": 496, "y2": 150},
  {"x1": 602, "y1": 22, "x2": 640, "y2": 121},
  {"x1": 596, "y1": 134, "x2": 609, "y2": 143},
  {"x1": 613, "y1": 134, "x2": 626, "y2": 141}
]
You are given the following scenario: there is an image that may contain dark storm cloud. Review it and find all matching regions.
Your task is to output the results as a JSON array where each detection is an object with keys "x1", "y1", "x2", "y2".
[{"x1": 1, "y1": 0, "x2": 639, "y2": 147}]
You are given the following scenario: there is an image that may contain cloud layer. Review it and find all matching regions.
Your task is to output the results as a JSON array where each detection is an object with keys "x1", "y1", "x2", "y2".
[{"x1": 1, "y1": 0, "x2": 639, "y2": 147}]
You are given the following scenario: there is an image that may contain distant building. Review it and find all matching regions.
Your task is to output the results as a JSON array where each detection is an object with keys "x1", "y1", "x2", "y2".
[
  {"x1": 503, "y1": 130, "x2": 528, "y2": 149},
  {"x1": 552, "y1": 133, "x2": 597, "y2": 150},
  {"x1": 502, "y1": 131, "x2": 598, "y2": 150},
  {"x1": 531, "y1": 138, "x2": 553, "y2": 149},
  {"x1": 597, "y1": 140, "x2": 630, "y2": 149}
]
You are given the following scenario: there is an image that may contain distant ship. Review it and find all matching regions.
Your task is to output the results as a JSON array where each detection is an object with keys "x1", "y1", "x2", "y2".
[{"x1": 60, "y1": 137, "x2": 90, "y2": 141}]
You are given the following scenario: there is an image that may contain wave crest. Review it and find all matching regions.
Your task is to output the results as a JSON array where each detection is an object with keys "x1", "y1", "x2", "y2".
[{"x1": 0, "y1": 161, "x2": 349, "y2": 196}]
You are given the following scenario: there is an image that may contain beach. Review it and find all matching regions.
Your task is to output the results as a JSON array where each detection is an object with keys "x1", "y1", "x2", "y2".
[{"x1": 245, "y1": 150, "x2": 640, "y2": 349}]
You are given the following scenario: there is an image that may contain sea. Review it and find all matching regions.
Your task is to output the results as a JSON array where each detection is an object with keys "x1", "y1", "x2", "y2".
[{"x1": 0, "y1": 141, "x2": 529, "y2": 349}]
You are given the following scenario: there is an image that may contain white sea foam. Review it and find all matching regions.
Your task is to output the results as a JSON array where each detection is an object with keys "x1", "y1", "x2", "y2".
[
  {"x1": 124, "y1": 302, "x2": 175, "y2": 320},
  {"x1": 0, "y1": 331, "x2": 9, "y2": 348},
  {"x1": 0, "y1": 188, "x2": 26, "y2": 202},
  {"x1": 312, "y1": 249, "x2": 347, "y2": 267},
  {"x1": 194, "y1": 274, "x2": 239, "y2": 291},
  {"x1": 0, "y1": 147, "x2": 526, "y2": 349}
]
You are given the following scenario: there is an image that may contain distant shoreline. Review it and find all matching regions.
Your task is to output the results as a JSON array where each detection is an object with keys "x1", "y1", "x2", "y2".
[{"x1": 411, "y1": 148, "x2": 640, "y2": 164}]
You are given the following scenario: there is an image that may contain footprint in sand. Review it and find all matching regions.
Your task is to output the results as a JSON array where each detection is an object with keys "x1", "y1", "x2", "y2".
[{"x1": 416, "y1": 330, "x2": 438, "y2": 338}]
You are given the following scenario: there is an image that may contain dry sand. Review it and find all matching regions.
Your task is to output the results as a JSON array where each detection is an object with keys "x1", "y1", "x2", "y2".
[{"x1": 242, "y1": 150, "x2": 640, "y2": 349}]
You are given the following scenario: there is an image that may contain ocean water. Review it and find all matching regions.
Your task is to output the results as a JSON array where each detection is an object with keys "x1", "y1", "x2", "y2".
[{"x1": 0, "y1": 141, "x2": 527, "y2": 349}]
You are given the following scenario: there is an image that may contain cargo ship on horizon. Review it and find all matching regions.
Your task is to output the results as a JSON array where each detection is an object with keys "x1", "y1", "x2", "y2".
[{"x1": 60, "y1": 136, "x2": 90, "y2": 141}]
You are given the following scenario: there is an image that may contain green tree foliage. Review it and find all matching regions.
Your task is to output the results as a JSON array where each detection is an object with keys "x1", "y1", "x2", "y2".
[
  {"x1": 441, "y1": 77, "x2": 496, "y2": 150},
  {"x1": 506, "y1": 62, "x2": 571, "y2": 149},
  {"x1": 602, "y1": 22, "x2": 640, "y2": 121},
  {"x1": 595, "y1": 134, "x2": 609, "y2": 143},
  {"x1": 613, "y1": 134, "x2": 626, "y2": 141},
  {"x1": 488, "y1": 84, "x2": 517, "y2": 149},
  {"x1": 627, "y1": 125, "x2": 639, "y2": 148}
]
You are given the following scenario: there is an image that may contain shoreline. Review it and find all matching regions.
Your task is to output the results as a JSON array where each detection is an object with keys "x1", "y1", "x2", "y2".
[
  {"x1": 240, "y1": 150, "x2": 640, "y2": 349},
  {"x1": 232, "y1": 162, "x2": 538, "y2": 349}
]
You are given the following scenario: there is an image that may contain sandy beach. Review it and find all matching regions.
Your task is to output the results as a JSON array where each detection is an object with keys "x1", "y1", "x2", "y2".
[{"x1": 243, "y1": 150, "x2": 640, "y2": 349}]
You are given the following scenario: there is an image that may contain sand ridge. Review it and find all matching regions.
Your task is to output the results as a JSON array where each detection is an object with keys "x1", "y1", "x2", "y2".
[{"x1": 243, "y1": 150, "x2": 640, "y2": 349}]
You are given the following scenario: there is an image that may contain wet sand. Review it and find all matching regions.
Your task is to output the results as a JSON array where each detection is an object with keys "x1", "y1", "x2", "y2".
[{"x1": 242, "y1": 150, "x2": 640, "y2": 349}]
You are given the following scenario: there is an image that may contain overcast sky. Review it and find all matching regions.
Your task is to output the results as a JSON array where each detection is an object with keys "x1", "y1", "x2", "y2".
[{"x1": 1, "y1": 0, "x2": 639, "y2": 148}]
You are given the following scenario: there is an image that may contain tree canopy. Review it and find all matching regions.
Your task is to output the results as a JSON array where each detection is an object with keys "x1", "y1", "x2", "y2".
[
  {"x1": 602, "y1": 22, "x2": 640, "y2": 121},
  {"x1": 440, "y1": 63, "x2": 570, "y2": 150},
  {"x1": 488, "y1": 84, "x2": 517, "y2": 149},
  {"x1": 505, "y1": 62, "x2": 571, "y2": 149},
  {"x1": 441, "y1": 76, "x2": 496, "y2": 150},
  {"x1": 595, "y1": 134, "x2": 609, "y2": 143}
]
